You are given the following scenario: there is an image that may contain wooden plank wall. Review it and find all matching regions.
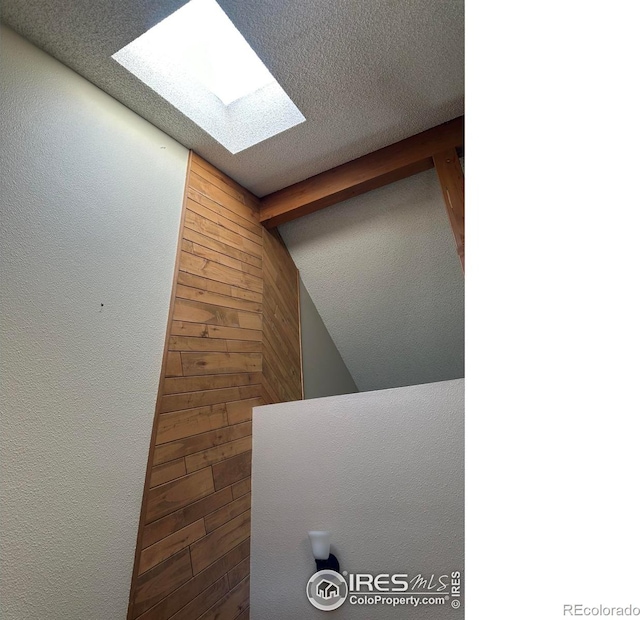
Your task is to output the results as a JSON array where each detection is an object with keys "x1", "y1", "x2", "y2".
[
  {"x1": 127, "y1": 152, "x2": 302, "y2": 620},
  {"x1": 261, "y1": 230, "x2": 304, "y2": 403}
]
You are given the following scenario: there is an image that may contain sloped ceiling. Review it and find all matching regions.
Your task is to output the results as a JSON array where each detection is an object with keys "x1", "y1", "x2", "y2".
[
  {"x1": 0, "y1": 0, "x2": 464, "y2": 196},
  {"x1": 280, "y1": 167, "x2": 464, "y2": 393}
]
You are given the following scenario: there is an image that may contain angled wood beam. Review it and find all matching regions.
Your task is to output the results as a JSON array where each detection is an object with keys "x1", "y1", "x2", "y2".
[
  {"x1": 433, "y1": 148, "x2": 465, "y2": 272},
  {"x1": 259, "y1": 116, "x2": 464, "y2": 229}
]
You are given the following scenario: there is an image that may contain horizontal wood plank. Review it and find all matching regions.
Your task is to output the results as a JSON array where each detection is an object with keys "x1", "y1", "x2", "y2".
[
  {"x1": 171, "y1": 321, "x2": 262, "y2": 342},
  {"x1": 157, "y1": 404, "x2": 228, "y2": 445},
  {"x1": 226, "y1": 398, "x2": 262, "y2": 425},
  {"x1": 198, "y1": 577, "x2": 249, "y2": 620},
  {"x1": 149, "y1": 458, "x2": 187, "y2": 488},
  {"x1": 182, "y1": 226, "x2": 261, "y2": 269},
  {"x1": 145, "y1": 468, "x2": 214, "y2": 523},
  {"x1": 188, "y1": 172, "x2": 259, "y2": 225},
  {"x1": 179, "y1": 248, "x2": 263, "y2": 294},
  {"x1": 187, "y1": 182, "x2": 262, "y2": 234},
  {"x1": 180, "y1": 352, "x2": 262, "y2": 377},
  {"x1": 177, "y1": 269, "x2": 262, "y2": 304},
  {"x1": 189, "y1": 300, "x2": 261, "y2": 330},
  {"x1": 204, "y1": 492, "x2": 251, "y2": 533},
  {"x1": 175, "y1": 281, "x2": 261, "y2": 314},
  {"x1": 191, "y1": 152, "x2": 260, "y2": 209},
  {"x1": 173, "y1": 297, "x2": 262, "y2": 330},
  {"x1": 186, "y1": 197, "x2": 263, "y2": 246},
  {"x1": 185, "y1": 436, "x2": 253, "y2": 473},
  {"x1": 165, "y1": 351, "x2": 183, "y2": 378},
  {"x1": 159, "y1": 385, "x2": 262, "y2": 415},
  {"x1": 169, "y1": 335, "x2": 227, "y2": 353},
  {"x1": 139, "y1": 519, "x2": 206, "y2": 574},
  {"x1": 212, "y1": 451, "x2": 252, "y2": 491},
  {"x1": 190, "y1": 510, "x2": 251, "y2": 574},
  {"x1": 131, "y1": 548, "x2": 192, "y2": 618},
  {"x1": 142, "y1": 488, "x2": 234, "y2": 549},
  {"x1": 184, "y1": 240, "x2": 263, "y2": 279},
  {"x1": 167, "y1": 574, "x2": 229, "y2": 620},
  {"x1": 184, "y1": 211, "x2": 262, "y2": 259},
  {"x1": 227, "y1": 557, "x2": 250, "y2": 589},
  {"x1": 168, "y1": 335, "x2": 261, "y2": 354},
  {"x1": 231, "y1": 477, "x2": 251, "y2": 500},
  {"x1": 191, "y1": 159, "x2": 248, "y2": 204},
  {"x1": 155, "y1": 422, "x2": 252, "y2": 466},
  {"x1": 163, "y1": 373, "x2": 261, "y2": 395},
  {"x1": 136, "y1": 538, "x2": 249, "y2": 620}
]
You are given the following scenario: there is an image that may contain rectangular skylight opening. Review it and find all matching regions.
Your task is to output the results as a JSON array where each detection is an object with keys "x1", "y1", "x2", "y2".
[{"x1": 112, "y1": 0, "x2": 305, "y2": 153}]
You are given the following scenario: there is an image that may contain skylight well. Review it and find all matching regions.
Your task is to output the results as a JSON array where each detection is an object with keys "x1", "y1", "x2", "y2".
[{"x1": 112, "y1": 0, "x2": 305, "y2": 153}]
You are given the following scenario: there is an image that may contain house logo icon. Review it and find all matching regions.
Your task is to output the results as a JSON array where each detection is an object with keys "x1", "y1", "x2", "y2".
[
  {"x1": 306, "y1": 569, "x2": 348, "y2": 611},
  {"x1": 317, "y1": 579, "x2": 339, "y2": 599}
]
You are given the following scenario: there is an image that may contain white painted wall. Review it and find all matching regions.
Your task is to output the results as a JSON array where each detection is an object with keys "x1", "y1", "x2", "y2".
[
  {"x1": 0, "y1": 27, "x2": 188, "y2": 620},
  {"x1": 250, "y1": 379, "x2": 464, "y2": 619},
  {"x1": 299, "y1": 278, "x2": 358, "y2": 399},
  {"x1": 280, "y1": 169, "x2": 465, "y2": 393}
]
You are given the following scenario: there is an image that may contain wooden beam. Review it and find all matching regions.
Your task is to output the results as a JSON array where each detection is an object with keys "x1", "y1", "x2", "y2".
[
  {"x1": 433, "y1": 148, "x2": 465, "y2": 272},
  {"x1": 259, "y1": 116, "x2": 464, "y2": 228}
]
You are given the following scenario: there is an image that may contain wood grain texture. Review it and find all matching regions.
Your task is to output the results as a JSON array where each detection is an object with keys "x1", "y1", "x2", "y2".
[
  {"x1": 155, "y1": 422, "x2": 252, "y2": 466},
  {"x1": 231, "y1": 478, "x2": 251, "y2": 500},
  {"x1": 180, "y1": 352, "x2": 262, "y2": 377},
  {"x1": 145, "y1": 467, "x2": 215, "y2": 523},
  {"x1": 139, "y1": 519, "x2": 206, "y2": 574},
  {"x1": 198, "y1": 577, "x2": 250, "y2": 620},
  {"x1": 163, "y1": 373, "x2": 261, "y2": 395},
  {"x1": 149, "y1": 458, "x2": 187, "y2": 488},
  {"x1": 131, "y1": 548, "x2": 193, "y2": 617},
  {"x1": 260, "y1": 116, "x2": 464, "y2": 228},
  {"x1": 190, "y1": 510, "x2": 251, "y2": 574},
  {"x1": 166, "y1": 574, "x2": 229, "y2": 620},
  {"x1": 182, "y1": 226, "x2": 262, "y2": 269},
  {"x1": 261, "y1": 229, "x2": 303, "y2": 403},
  {"x1": 184, "y1": 436, "x2": 253, "y2": 473},
  {"x1": 176, "y1": 281, "x2": 262, "y2": 313},
  {"x1": 136, "y1": 539, "x2": 249, "y2": 620},
  {"x1": 433, "y1": 147, "x2": 465, "y2": 272},
  {"x1": 142, "y1": 488, "x2": 234, "y2": 549},
  {"x1": 212, "y1": 451, "x2": 252, "y2": 491},
  {"x1": 158, "y1": 385, "x2": 262, "y2": 415},
  {"x1": 226, "y1": 398, "x2": 262, "y2": 425},
  {"x1": 227, "y1": 557, "x2": 250, "y2": 589},
  {"x1": 204, "y1": 493, "x2": 251, "y2": 533},
  {"x1": 128, "y1": 154, "x2": 302, "y2": 619},
  {"x1": 156, "y1": 404, "x2": 228, "y2": 445}
]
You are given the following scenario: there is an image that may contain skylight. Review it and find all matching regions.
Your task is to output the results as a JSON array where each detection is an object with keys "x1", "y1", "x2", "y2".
[{"x1": 112, "y1": 0, "x2": 305, "y2": 153}]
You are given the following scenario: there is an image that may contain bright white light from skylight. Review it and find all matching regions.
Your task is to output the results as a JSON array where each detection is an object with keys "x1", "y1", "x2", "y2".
[{"x1": 112, "y1": 0, "x2": 305, "y2": 153}]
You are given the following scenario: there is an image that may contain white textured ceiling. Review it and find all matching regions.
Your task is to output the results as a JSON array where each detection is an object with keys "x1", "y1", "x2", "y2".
[
  {"x1": 0, "y1": 0, "x2": 464, "y2": 196},
  {"x1": 2, "y1": 0, "x2": 464, "y2": 392},
  {"x1": 280, "y1": 167, "x2": 464, "y2": 392}
]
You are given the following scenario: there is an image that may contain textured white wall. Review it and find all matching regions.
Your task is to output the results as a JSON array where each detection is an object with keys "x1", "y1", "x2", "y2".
[
  {"x1": 250, "y1": 379, "x2": 464, "y2": 619},
  {"x1": 0, "y1": 27, "x2": 188, "y2": 620},
  {"x1": 280, "y1": 169, "x2": 465, "y2": 393},
  {"x1": 299, "y1": 279, "x2": 358, "y2": 399}
]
